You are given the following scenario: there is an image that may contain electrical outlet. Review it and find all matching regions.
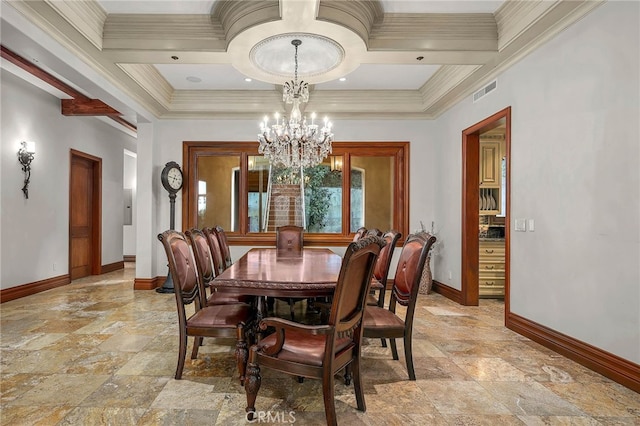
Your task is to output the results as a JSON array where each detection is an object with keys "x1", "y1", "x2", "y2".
[
  {"x1": 52, "y1": 263, "x2": 57, "y2": 271},
  {"x1": 448, "y1": 271, "x2": 453, "y2": 280}
]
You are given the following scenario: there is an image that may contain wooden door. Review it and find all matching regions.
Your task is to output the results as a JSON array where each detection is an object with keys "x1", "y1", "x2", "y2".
[
  {"x1": 461, "y1": 107, "x2": 511, "y2": 311},
  {"x1": 70, "y1": 150, "x2": 101, "y2": 280}
]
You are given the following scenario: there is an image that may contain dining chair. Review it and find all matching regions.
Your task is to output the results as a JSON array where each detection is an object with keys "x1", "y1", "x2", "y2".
[
  {"x1": 158, "y1": 229, "x2": 252, "y2": 384},
  {"x1": 363, "y1": 231, "x2": 436, "y2": 380},
  {"x1": 245, "y1": 235, "x2": 384, "y2": 426},
  {"x1": 275, "y1": 225, "x2": 304, "y2": 320},
  {"x1": 365, "y1": 228, "x2": 383, "y2": 237},
  {"x1": 215, "y1": 225, "x2": 233, "y2": 269},
  {"x1": 367, "y1": 230, "x2": 402, "y2": 308},
  {"x1": 276, "y1": 225, "x2": 304, "y2": 252},
  {"x1": 187, "y1": 228, "x2": 253, "y2": 306},
  {"x1": 203, "y1": 226, "x2": 226, "y2": 275},
  {"x1": 352, "y1": 226, "x2": 367, "y2": 242}
]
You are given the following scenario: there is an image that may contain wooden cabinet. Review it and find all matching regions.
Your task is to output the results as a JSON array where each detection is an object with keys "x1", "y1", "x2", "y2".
[
  {"x1": 479, "y1": 141, "x2": 501, "y2": 188},
  {"x1": 479, "y1": 239, "x2": 505, "y2": 298},
  {"x1": 479, "y1": 139, "x2": 503, "y2": 215}
]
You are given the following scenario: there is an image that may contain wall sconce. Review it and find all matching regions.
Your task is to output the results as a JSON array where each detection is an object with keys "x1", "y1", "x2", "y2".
[
  {"x1": 18, "y1": 141, "x2": 36, "y2": 199},
  {"x1": 330, "y1": 155, "x2": 343, "y2": 172}
]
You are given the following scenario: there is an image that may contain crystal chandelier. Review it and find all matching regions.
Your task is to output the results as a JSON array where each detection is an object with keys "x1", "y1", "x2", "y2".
[{"x1": 258, "y1": 39, "x2": 334, "y2": 169}]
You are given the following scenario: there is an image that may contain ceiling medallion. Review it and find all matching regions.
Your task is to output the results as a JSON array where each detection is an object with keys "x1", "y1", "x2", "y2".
[{"x1": 250, "y1": 33, "x2": 345, "y2": 80}]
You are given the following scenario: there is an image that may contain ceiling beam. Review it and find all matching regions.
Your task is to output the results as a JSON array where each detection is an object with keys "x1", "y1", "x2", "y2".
[
  {"x1": 1, "y1": 45, "x2": 136, "y2": 131},
  {"x1": 61, "y1": 98, "x2": 121, "y2": 116}
]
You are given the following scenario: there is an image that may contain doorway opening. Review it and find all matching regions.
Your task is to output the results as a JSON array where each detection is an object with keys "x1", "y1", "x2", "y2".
[
  {"x1": 69, "y1": 149, "x2": 102, "y2": 280},
  {"x1": 461, "y1": 107, "x2": 511, "y2": 318}
]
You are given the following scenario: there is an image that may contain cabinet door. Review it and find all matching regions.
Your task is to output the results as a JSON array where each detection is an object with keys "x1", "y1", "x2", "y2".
[{"x1": 480, "y1": 141, "x2": 501, "y2": 188}]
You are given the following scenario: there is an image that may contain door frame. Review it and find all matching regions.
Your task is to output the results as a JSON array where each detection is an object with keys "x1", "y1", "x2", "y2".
[
  {"x1": 461, "y1": 107, "x2": 511, "y2": 314},
  {"x1": 69, "y1": 149, "x2": 102, "y2": 277}
]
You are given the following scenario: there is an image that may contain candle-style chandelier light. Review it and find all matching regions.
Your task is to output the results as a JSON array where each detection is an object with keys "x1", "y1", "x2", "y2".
[{"x1": 258, "y1": 39, "x2": 334, "y2": 169}]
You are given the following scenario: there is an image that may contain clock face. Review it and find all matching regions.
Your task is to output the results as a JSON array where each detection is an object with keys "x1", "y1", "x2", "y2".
[{"x1": 167, "y1": 167, "x2": 183, "y2": 190}]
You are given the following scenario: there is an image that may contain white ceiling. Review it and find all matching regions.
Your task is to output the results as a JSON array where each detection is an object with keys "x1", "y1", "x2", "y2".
[{"x1": 0, "y1": 0, "x2": 601, "y2": 127}]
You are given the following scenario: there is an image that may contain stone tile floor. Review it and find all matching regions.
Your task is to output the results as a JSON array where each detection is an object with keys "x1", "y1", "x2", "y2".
[{"x1": 1, "y1": 263, "x2": 638, "y2": 425}]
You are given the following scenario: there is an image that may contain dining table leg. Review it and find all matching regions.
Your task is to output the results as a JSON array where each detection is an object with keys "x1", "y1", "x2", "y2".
[{"x1": 246, "y1": 296, "x2": 268, "y2": 342}]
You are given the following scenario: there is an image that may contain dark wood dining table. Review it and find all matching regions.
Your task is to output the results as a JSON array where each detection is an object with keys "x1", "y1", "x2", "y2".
[{"x1": 212, "y1": 247, "x2": 343, "y2": 331}]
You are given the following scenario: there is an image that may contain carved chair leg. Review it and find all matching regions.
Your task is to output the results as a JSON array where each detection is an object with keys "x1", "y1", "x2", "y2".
[
  {"x1": 343, "y1": 365, "x2": 352, "y2": 386},
  {"x1": 322, "y1": 371, "x2": 338, "y2": 426},
  {"x1": 404, "y1": 334, "x2": 416, "y2": 380},
  {"x1": 389, "y1": 338, "x2": 399, "y2": 360},
  {"x1": 236, "y1": 323, "x2": 248, "y2": 386},
  {"x1": 245, "y1": 350, "x2": 262, "y2": 420},
  {"x1": 191, "y1": 336, "x2": 202, "y2": 359},
  {"x1": 351, "y1": 358, "x2": 366, "y2": 412},
  {"x1": 175, "y1": 329, "x2": 187, "y2": 380},
  {"x1": 297, "y1": 376, "x2": 305, "y2": 383},
  {"x1": 381, "y1": 338, "x2": 387, "y2": 348}
]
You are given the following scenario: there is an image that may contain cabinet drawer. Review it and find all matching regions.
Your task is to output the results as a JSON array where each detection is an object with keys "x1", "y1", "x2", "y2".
[
  {"x1": 479, "y1": 285, "x2": 505, "y2": 298},
  {"x1": 479, "y1": 278, "x2": 505, "y2": 288},
  {"x1": 479, "y1": 245, "x2": 505, "y2": 258},
  {"x1": 479, "y1": 270, "x2": 505, "y2": 280},
  {"x1": 479, "y1": 261, "x2": 504, "y2": 271},
  {"x1": 479, "y1": 278, "x2": 505, "y2": 297}
]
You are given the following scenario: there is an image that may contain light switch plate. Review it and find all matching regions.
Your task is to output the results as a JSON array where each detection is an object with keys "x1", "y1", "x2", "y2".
[
  {"x1": 528, "y1": 219, "x2": 535, "y2": 231},
  {"x1": 515, "y1": 218, "x2": 527, "y2": 232}
]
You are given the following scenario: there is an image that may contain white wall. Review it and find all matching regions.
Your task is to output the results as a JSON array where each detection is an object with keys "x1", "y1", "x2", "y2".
[
  {"x1": 1, "y1": 70, "x2": 137, "y2": 289},
  {"x1": 432, "y1": 1, "x2": 639, "y2": 362}
]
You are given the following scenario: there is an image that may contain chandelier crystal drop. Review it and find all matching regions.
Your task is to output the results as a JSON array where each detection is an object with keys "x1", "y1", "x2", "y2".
[{"x1": 258, "y1": 39, "x2": 334, "y2": 169}]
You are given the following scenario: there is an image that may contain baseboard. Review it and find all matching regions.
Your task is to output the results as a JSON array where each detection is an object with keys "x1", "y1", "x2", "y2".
[
  {"x1": 123, "y1": 255, "x2": 136, "y2": 262},
  {"x1": 507, "y1": 312, "x2": 640, "y2": 393},
  {"x1": 431, "y1": 280, "x2": 463, "y2": 304},
  {"x1": 134, "y1": 276, "x2": 164, "y2": 290},
  {"x1": 1, "y1": 274, "x2": 70, "y2": 303},
  {"x1": 101, "y1": 261, "x2": 124, "y2": 274}
]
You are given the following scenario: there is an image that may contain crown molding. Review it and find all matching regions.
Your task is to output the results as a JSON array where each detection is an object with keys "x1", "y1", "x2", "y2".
[
  {"x1": 103, "y1": 14, "x2": 226, "y2": 51},
  {"x1": 420, "y1": 65, "x2": 482, "y2": 111},
  {"x1": 117, "y1": 64, "x2": 172, "y2": 113},
  {"x1": 369, "y1": 13, "x2": 498, "y2": 51},
  {"x1": 307, "y1": 90, "x2": 425, "y2": 114},
  {"x1": 212, "y1": 0, "x2": 280, "y2": 46},
  {"x1": 317, "y1": 0, "x2": 384, "y2": 46},
  {"x1": 496, "y1": 0, "x2": 557, "y2": 51},
  {"x1": 170, "y1": 90, "x2": 283, "y2": 114},
  {"x1": 44, "y1": 0, "x2": 106, "y2": 50}
]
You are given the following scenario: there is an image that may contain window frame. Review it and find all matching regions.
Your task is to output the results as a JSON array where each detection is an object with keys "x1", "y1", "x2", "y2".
[{"x1": 182, "y1": 141, "x2": 409, "y2": 246}]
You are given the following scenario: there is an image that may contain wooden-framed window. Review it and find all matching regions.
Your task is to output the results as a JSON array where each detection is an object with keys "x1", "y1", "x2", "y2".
[{"x1": 182, "y1": 141, "x2": 409, "y2": 246}]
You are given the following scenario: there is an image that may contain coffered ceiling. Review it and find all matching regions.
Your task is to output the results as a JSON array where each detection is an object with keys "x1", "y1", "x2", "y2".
[{"x1": 1, "y1": 0, "x2": 602, "y2": 127}]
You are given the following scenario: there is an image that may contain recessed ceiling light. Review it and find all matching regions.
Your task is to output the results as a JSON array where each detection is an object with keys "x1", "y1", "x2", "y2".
[
  {"x1": 339, "y1": 77, "x2": 346, "y2": 82},
  {"x1": 245, "y1": 78, "x2": 252, "y2": 82},
  {"x1": 186, "y1": 76, "x2": 202, "y2": 83}
]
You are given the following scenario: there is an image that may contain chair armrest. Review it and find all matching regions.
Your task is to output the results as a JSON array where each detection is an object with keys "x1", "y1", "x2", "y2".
[
  {"x1": 260, "y1": 317, "x2": 332, "y2": 336},
  {"x1": 258, "y1": 317, "x2": 333, "y2": 357}
]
